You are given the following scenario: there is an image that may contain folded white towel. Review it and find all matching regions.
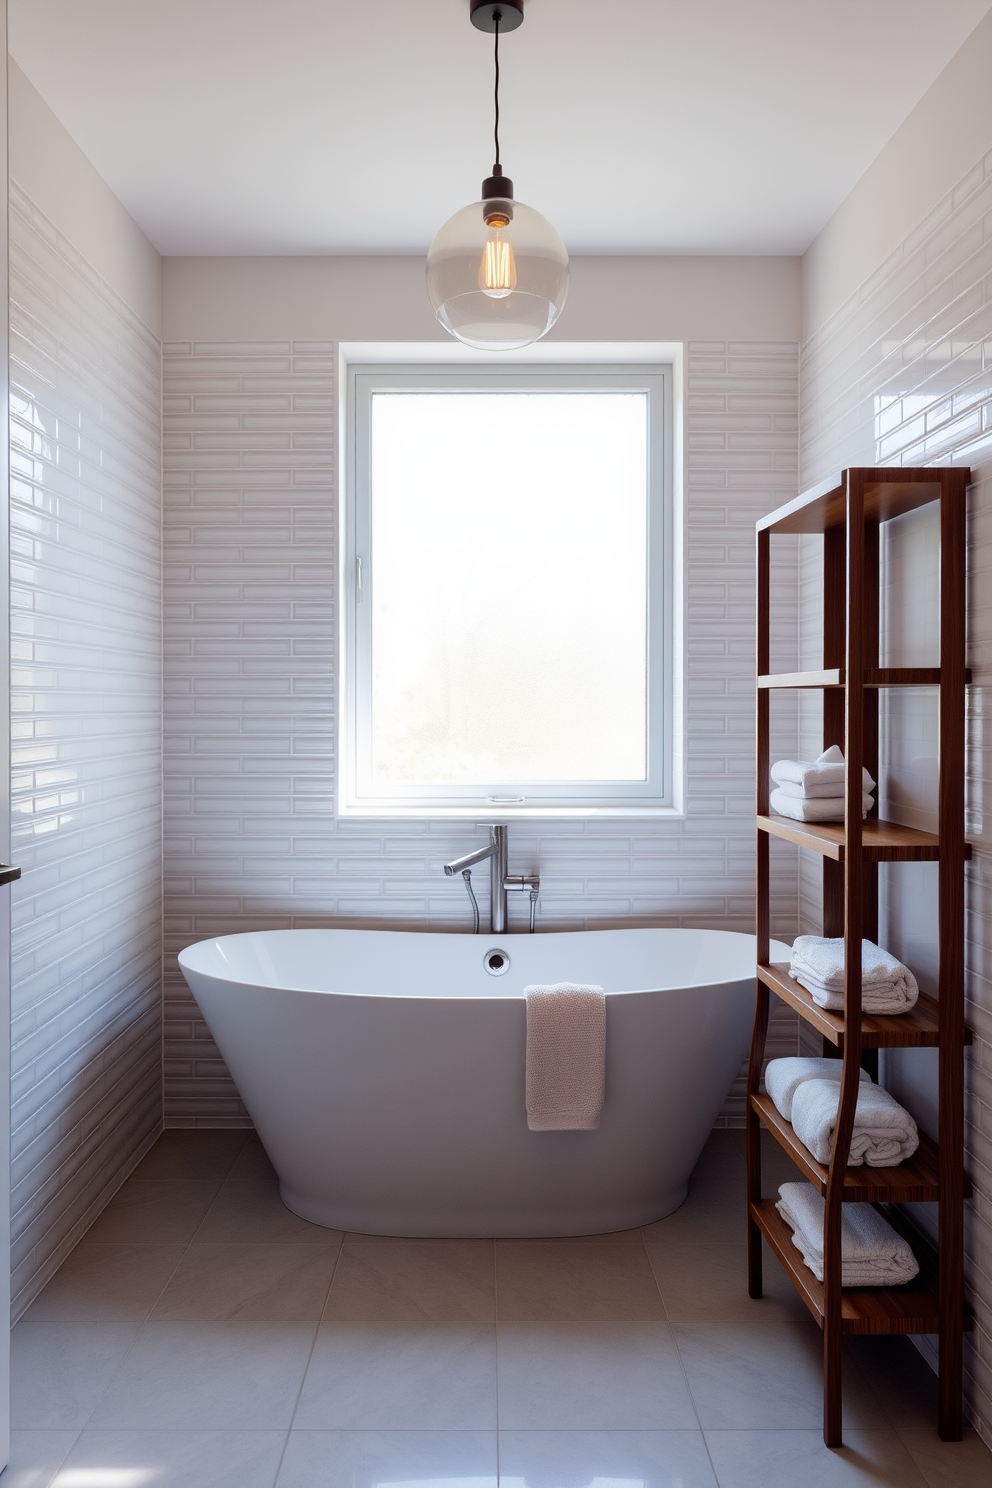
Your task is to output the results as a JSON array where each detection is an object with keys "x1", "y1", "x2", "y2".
[
  {"x1": 771, "y1": 745, "x2": 876, "y2": 795},
  {"x1": 791, "y1": 1078, "x2": 919, "y2": 1168},
  {"x1": 525, "y1": 983, "x2": 606, "y2": 1132},
  {"x1": 789, "y1": 936, "x2": 919, "y2": 1014},
  {"x1": 770, "y1": 787, "x2": 872, "y2": 823},
  {"x1": 776, "y1": 1181, "x2": 919, "y2": 1286},
  {"x1": 775, "y1": 779, "x2": 866, "y2": 802},
  {"x1": 764, "y1": 1056, "x2": 869, "y2": 1121}
]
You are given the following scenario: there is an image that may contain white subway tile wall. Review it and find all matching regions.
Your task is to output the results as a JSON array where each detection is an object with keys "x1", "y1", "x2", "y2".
[
  {"x1": 8, "y1": 185, "x2": 163, "y2": 1319},
  {"x1": 162, "y1": 340, "x2": 802, "y2": 1127},
  {"x1": 800, "y1": 145, "x2": 992, "y2": 1444}
]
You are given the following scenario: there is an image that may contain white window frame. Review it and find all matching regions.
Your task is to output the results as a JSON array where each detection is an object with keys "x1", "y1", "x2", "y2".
[{"x1": 339, "y1": 352, "x2": 681, "y2": 818}]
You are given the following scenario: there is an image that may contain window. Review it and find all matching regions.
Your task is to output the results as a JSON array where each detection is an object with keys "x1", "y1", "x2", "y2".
[{"x1": 341, "y1": 362, "x2": 674, "y2": 815}]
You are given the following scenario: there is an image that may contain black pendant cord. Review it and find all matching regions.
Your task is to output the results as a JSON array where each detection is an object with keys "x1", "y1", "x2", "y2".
[{"x1": 493, "y1": 11, "x2": 501, "y2": 169}]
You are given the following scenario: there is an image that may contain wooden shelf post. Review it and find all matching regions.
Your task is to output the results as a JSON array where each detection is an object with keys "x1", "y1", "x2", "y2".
[{"x1": 750, "y1": 525, "x2": 771, "y2": 1300}]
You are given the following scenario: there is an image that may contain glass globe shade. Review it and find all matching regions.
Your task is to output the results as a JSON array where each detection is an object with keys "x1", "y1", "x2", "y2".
[{"x1": 426, "y1": 197, "x2": 569, "y2": 351}]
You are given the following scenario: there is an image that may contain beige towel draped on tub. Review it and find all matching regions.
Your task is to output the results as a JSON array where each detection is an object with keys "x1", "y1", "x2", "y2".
[{"x1": 524, "y1": 983, "x2": 606, "y2": 1131}]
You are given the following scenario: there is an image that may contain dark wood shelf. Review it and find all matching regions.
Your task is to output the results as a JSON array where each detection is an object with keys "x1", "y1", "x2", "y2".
[
  {"x1": 755, "y1": 961, "x2": 957, "y2": 1048},
  {"x1": 750, "y1": 1198, "x2": 943, "y2": 1335},
  {"x1": 757, "y1": 467, "x2": 955, "y2": 536},
  {"x1": 758, "y1": 668, "x2": 969, "y2": 689},
  {"x1": 752, "y1": 466, "x2": 969, "y2": 1444},
  {"x1": 751, "y1": 1094, "x2": 950, "y2": 1203},
  {"x1": 757, "y1": 814, "x2": 953, "y2": 862}
]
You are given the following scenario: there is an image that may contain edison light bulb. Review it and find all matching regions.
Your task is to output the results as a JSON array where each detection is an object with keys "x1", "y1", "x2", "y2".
[{"x1": 480, "y1": 227, "x2": 516, "y2": 297}]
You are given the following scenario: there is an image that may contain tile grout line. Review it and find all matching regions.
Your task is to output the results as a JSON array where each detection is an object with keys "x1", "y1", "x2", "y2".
[
  {"x1": 650, "y1": 1170, "x2": 736, "y2": 1488},
  {"x1": 267, "y1": 1214, "x2": 348, "y2": 1488},
  {"x1": 638, "y1": 1224, "x2": 728, "y2": 1479}
]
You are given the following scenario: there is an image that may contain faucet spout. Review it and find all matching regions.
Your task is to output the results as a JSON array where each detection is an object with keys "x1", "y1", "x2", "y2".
[{"x1": 443, "y1": 842, "x2": 497, "y2": 876}]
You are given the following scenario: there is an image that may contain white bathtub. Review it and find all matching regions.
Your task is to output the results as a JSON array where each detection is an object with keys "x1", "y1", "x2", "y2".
[{"x1": 178, "y1": 926, "x2": 787, "y2": 1237}]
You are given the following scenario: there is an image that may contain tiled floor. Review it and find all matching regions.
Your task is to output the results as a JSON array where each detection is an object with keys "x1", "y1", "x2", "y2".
[{"x1": 9, "y1": 1129, "x2": 992, "y2": 1487}]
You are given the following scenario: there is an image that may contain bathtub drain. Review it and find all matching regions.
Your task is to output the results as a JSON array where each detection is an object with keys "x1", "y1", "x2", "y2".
[{"x1": 484, "y1": 948, "x2": 510, "y2": 976}]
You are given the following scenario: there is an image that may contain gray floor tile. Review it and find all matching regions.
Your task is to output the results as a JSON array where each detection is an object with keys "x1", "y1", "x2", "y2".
[
  {"x1": 899, "y1": 1426, "x2": 992, "y2": 1487},
  {"x1": 324, "y1": 1240, "x2": 495, "y2": 1321},
  {"x1": 293, "y1": 1323, "x2": 497, "y2": 1430},
  {"x1": 497, "y1": 1429, "x2": 718, "y2": 1487},
  {"x1": 227, "y1": 1134, "x2": 278, "y2": 1183},
  {"x1": 87, "y1": 1321, "x2": 317, "y2": 1430},
  {"x1": 646, "y1": 1240, "x2": 809, "y2": 1322},
  {"x1": 496, "y1": 1322, "x2": 698, "y2": 1430},
  {"x1": 195, "y1": 1177, "x2": 343, "y2": 1246},
  {"x1": 5, "y1": 1430, "x2": 79, "y2": 1488},
  {"x1": 499, "y1": 1227, "x2": 647, "y2": 1244},
  {"x1": 81, "y1": 1181, "x2": 221, "y2": 1245},
  {"x1": 693, "y1": 1131, "x2": 744, "y2": 1168},
  {"x1": 845, "y1": 1336, "x2": 937, "y2": 1428},
  {"x1": 23, "y1": 1243, "x2": 186, "y2": 1323},
  {"x1": 275, "y1": 1430, "x2": 498, "y2": 1487},
  {"x1": 16, "y1": 1121, "x2": 981, "y2": 1483},
  {"x1": 495, "y1": 1241, "x2": 665, "y2": 1321},
  {"x1": 152, "y1": 1242, "x2": 338, "y2": 1321},
  {"x1": 11, "y1": 1322, "x2": 140, "y2": 1429},
  {"x1": 703, "y1": 1427, "x2": 931, "y2": 1487},
  {"x1": 54, "y1": 1428, "x2": 288, "y2": 1488},
  {"x1": 132, "y1": 1129, "x2": 251, "y2": 1181},
  {"x1": 342, "y1": 1233, "x2": 431, "y2": 1243},
  {"x1": 758, "y1": 1128, "x2": 808, "y2": 1189},
  {"x1": 673, "y1": 1321, "x2": 891, "y2": 1431},
  {"x1": 641, "y1": 1142, "x2": 748, "y2": 1247}
]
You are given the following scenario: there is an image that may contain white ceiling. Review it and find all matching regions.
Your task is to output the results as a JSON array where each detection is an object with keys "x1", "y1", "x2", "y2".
[{"x1": 10, "y1": 0, "x2": 992, "y2": 257}]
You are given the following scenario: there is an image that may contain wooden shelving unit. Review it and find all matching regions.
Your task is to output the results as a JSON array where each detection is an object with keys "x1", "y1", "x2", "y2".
[{"x1": 749, "y1": 466, "x2": 969, "y2": 1448}]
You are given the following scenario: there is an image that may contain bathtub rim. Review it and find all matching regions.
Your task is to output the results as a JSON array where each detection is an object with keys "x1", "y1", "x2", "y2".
[{"x1": 178, "y1": 924, "x2": 793, "y2": 1001}]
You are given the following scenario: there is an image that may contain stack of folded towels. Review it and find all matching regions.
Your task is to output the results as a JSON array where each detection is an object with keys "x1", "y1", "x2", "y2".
[
  {"x1": 776, "y1": 1181, "x2": 919, "y2": 1286},
  {"x1": 770, "y1": 744, "x2": 874, "y2": 823},
  {"x1": 765, "y1": 1056, "x2": 919, "y2": 1167},
  {"x1": 789, "y1": 936, "x2": 919, "y2": 1015}
]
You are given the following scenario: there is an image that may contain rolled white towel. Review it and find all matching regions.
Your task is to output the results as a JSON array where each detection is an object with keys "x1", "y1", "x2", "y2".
[
  {"x1": 764, "y1": 1056, "x2": 869, "y2": 1121},
  {"x1": 789, "y1": 936, "x2": 919, "y2": 1014},
  {"x1": 770, "y1": 787, "x2": 872, "y2": 823},
  {"x1": 525, "y1": 983, "x2": 606, "y2": 1131},
  {"x1": 776, "y1": 1181, "x2": 919, "y2": 1286},
  {"x1": 791, "y1": 1077, "x2": 919, "y2": 1168},
  {"x1": 771, "y1": 745, "x2": 876, "y2": 795}
]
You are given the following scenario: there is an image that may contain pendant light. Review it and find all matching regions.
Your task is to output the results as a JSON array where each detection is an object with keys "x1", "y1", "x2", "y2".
[{"x1": 426, "y1": 0, "x2": 569, "y2": 351}]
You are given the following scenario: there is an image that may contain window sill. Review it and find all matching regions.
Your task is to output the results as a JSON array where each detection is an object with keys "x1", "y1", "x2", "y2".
[{"x1": 336, "y1": 803, "x2": 685, "y2": 820}]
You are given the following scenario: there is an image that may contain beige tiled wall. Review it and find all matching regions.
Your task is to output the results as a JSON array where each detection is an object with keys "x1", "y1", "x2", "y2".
[
  {"x1": 162, "y1": 339, "x2": 802, "y2": 1126},
  {"x1": 799, "y1": 145, "x2": 992, "y2": 1442},
  {"x1": 8, "y1": 185, "x2": 163, "y2": 1318}
]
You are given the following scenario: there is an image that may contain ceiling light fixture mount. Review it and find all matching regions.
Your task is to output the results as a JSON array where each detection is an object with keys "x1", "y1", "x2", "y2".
[
  {"x1": 426, "y1": 0, "x2": 569, "y2": 351},
  {"x1": 470, "y1": 0, "x2": 523, "y2": 32}
]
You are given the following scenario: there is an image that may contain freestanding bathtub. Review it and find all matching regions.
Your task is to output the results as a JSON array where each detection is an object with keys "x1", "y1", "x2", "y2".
[{"x1": 178, "y1": 926, "x2": 789, "y2": 1236}]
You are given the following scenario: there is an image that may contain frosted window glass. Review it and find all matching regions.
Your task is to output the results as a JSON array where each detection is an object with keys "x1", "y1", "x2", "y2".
[{"x1": 369, "y1": 392, "x2": 648, "y2": 784}]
